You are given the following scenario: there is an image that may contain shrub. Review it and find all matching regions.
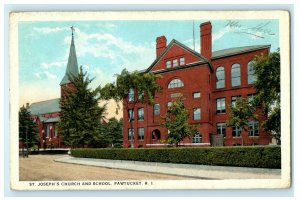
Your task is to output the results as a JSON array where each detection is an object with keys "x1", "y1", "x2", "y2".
[{"x1": 71, "y1": 146, "x2": 281, "y2": 169}]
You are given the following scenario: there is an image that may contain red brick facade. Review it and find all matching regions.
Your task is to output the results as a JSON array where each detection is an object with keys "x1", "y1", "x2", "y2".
[{"x1": 123, "y1": 21, "x2": 272, "y2": 148}]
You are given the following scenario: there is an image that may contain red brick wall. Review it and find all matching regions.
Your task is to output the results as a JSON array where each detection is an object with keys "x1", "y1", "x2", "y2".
[{"x1": 123, "y1": 47, "x2": 272, "y2": 148}]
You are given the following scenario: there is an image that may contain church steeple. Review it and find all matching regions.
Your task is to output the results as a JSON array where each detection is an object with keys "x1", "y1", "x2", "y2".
[{"x1": 60, "y1": 26, "x2": 79, "y2": 86}]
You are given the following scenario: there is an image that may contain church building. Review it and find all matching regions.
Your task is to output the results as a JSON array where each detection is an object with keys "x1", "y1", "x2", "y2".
[
  {"x1": 28, "y1": 28, "x2": 79, "y2": 149},
  {"x1": 122, "y1": 21, "x2": 272, "y2": 148}
]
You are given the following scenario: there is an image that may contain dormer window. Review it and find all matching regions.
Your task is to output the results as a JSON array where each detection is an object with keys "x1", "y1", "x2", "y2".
[
  {"x1": 173, "y1": 59, "x2": 178, "y2": 67},
  {"x1": 166, "y1": 60, "x2": 171, "y2": 68},
  {"x1": 180, "y1": 57, "x2": 185, "y2": 65}
]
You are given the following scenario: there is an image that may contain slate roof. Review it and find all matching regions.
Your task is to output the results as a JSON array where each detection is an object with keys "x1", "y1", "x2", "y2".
[
  {"x1": 212, "y1": 45, "x2": 270, "y2": 59},
  {"x1": 142, "y1": 40, "x2": 270, "y2": 74},
  {"x1": 28, "y1": 98, "x2": 60, "y2": 115},
  {"x1": 60, "y1": 34, "x2": 79, "y2": 85}
]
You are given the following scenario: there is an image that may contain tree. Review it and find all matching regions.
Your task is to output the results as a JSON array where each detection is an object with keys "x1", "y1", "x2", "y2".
[
  {"x1": 100, "y1": 117, "x2": 123, "y2": 148},
  {"x1": 226, "y1": 98, "x2": 257, "y2": 132},
  {"x1": 100, "y1": 68, "x2": 161, "y2": 134},
  {"x1": 19, "y1": 106, "x2": 39, "y2": 153},
  {"x1": 58, "y1": 66, "x2": 106, "y2": 148},
  {"x1": 226, "y1": 49, "x2": 281, "y2": 145},
  {"x1": 253, "y1": 49, "x2": 281, "y2": 145},
  {"x1": 100, "y1": 68, "x2": 161, "y2": 108},
  {"x1": 161, "y1": 98, "x2": 198, "y2": 146}
]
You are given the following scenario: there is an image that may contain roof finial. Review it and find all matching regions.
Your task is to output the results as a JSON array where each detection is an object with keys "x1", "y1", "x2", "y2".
[{"x1": 70, "y1": 26, "x2": 75, "y2": 37}]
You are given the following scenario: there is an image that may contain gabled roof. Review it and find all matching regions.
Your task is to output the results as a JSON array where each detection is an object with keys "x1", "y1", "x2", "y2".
[
  {"x1": 145, "y1": 39, "x2": 212, "y2": 73},
  {"x1": 28, "y1": 98, "x2": 60, "y2": 115},
  {"x1": 212, "y1": 45, "x2": 271, "y2": 59},
  {"x1": 60, "y1": 33, "x2": 79, "y2": 85}
]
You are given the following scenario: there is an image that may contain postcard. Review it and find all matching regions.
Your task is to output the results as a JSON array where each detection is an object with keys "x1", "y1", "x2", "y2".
[{"x1": 10, "y1": 11, "x2": 290, "y2": 190}]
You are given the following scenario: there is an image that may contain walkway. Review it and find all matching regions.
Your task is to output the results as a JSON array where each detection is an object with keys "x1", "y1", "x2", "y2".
[{"x1": 55, "y1": 155, "x2": 281, "y2": 179}]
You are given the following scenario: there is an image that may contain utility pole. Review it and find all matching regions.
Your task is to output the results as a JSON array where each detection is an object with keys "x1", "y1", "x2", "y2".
[{"x1": 25, "y1": 126, "x2": 29, "y2": 158}]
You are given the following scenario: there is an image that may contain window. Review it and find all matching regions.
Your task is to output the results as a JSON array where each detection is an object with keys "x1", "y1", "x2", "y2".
[
  {"x1": 128, "y1": 88, "x2": 134, "y2": 102},
  {"x1": 54, "y1": 125, "x2": 58, "y2": 137},
  {"x1": 248, "y1": 120, "x2": 259, "y2": 136},
  {"x1": 217, "y1": 123, "x2": 226, "y2": 135},
  {"x1": 138, "y1": 108, "x2": 144, "y2": 121},
  {"x1": 153, "y1": 104, "x2": 160, "y2": 115},
  {"x1": 46, "y1": 125, "x2": 50, "y2": 138},
  {"x1": 168, "y1": 78, "x2": 184, "y2": 88},
  {"x1": 138, "y1": 128, "x2": 144, "y2": 140},
  {"x1": 216, "y1": 66, "x2": 225, "y2": 89},
  {"x1": 231, "y1": 96, "x2": 241, "y2": 108},
  {"x1": 128, "y1": 129, "x2": 134, "y2": 141},
  {"x1": 173, "y1": 59, "x2": 178, "y2": 67},
  {"x1": 128, "y1": 109, "x2": 134, "y2": 122},
  {"x1": 180, "y1": 57, "x2": 185, "y2": 65},
  {"x1": 248, "y1": 94, "x2": 255, "y2": 105},
  {"x1": 192, "y1": 132, "x2": 202, "y2": 143},
  {"x1": 138, "y1": 91, "x2": 144, "y2": 100},
  {"x1": 193, "y1": 108, "x2": 201, "y2": 120},
  {"x1": 166, "y1": 60, "x2": 171, "y2": 68},
  {"x1": 232, "y1": 126, "x2": 241, "y2": 137},
  {"x1": 231, "y1": 63, "x2": 241, "y2": 87},
  {"x1": 193, "y1": 92, "x2": 201, "y2": 98},
  {"x1": 167, "y1": 102, "x2": 172, "y2": 108},
  {"x1": 247, "y1": 60, "x2": 256, "y2": 84},
  {"x1": 216, "y1": 98, "x2": 226, "y2": 114}
]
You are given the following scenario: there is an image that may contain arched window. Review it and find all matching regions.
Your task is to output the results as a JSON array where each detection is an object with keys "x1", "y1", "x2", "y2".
[
  {"x1": 168, "y1": 78, "x2": 184, "y2": 89},
  {"x1": 231, "y1": 63, "x2": 241, "y2": 87},
  {"x1": 216, "y1": 66, "x2": 225, "y2": 89},
  {"x1": 247, "y1": 60, "x2": 256, "y2": 84}
]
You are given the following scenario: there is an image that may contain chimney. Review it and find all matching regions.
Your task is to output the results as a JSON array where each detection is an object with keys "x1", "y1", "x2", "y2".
[
  {"x1": 200, "y1": 21, "x2": 212, "y2": 60},
  {"x1": 156, "y1": 36, "x2": 167, "y2": 58},
  {"x1": 26, "y1": 103, "x2": 29, "y2": 109}
]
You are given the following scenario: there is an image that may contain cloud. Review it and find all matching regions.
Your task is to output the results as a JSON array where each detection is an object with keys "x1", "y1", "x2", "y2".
[
  {"x1": 32, "y1": 27, "x2": 70, "y2": 34},
  {"x1": 64, "y1": 28, "x2": 156, "y2": 73},
  {"x1": 41, "y1": 61, "x2": 67, "y2": 69},
  {"x1": 34, "y1": 71, "x2": 57, "y2": 80},
  {"x1": 212, "y1": 27, "x2": 231, "y2": 42}
]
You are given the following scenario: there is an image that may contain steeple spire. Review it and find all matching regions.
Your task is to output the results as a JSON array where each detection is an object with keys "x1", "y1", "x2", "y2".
[{"x1": 60, "y1": 26, "x2": 79, "y2": 85}]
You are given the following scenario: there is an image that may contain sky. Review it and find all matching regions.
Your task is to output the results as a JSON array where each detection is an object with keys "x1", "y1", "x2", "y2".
[{"x1": 18, "y1": 19, "x2": 279, "y2": 107}]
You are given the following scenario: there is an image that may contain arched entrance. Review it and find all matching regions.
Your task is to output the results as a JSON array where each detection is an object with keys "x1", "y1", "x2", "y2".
[{"x1": 152, "y1": 129, "x2": 161, "y2": 140}]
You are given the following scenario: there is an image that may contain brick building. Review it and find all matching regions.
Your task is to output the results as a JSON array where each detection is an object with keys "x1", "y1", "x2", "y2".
[{"x1": 122, "y1": 21, "x2": 272, "y2": 148}]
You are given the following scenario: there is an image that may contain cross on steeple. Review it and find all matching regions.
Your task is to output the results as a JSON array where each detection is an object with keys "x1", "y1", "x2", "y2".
[
  {"x1": 70, "y1": 26, "x2": 75, "y2": 37},
  {"x1": 60, "y1": 25, "x2": 79, "y2": 86}
]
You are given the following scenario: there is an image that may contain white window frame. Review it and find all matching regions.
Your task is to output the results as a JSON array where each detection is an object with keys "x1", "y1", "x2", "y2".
[
  {"x1": 217, "y1": 123, "x2": 226, "y2": 135},
  {"x1": 154, "y1": 104, "x2": 160, "y2": 115},
  {"x1": 193, "y1": 92, "x2": 201, "y2": 98},
  {"x1": 248, "y1": 120, "x2": 259, "y2": 136},
  {"x1": 173, "y1": 59, "x2": 178, "y2": 67},
  {"x1": 137, "y1": 108, "x2": 144, "y2": 121},
  {"x1": 179, "y1": 57, "x2": 185, "y2": 65},
  {"x1": 231, "y1": 63, "x2": 241, "y2": 87},
  {"x1": 232, "y1": 126, "x2": 241, "y2": 137},
  {"x1": 168, "y1": 78, "x2": 184, "y2": 89},
  {"x1": 216, "y1": 98, "x2": 226, "y2": 114},
  {"x1": 247, "y1": 60, "x2": 256, "y2": 84},
  {"x1": 128, "y1": 129, "x2": 134, "y2": 141},
  {"x1": 193, "y1": 108, "x2": 201, "y2": 120},
  {"x1": 128, "y1": 109, "x2": 134, "y2": 122},
  {"x1": 192, "y1": 132, "x2": 202, "y2": 143},
  {"x1": 216, "y1": 66, "x2": 225, "y2": 89},
  {"x1": 128, "y1": 88, "x2": 134, "y2": 102},
  {"x1": 138, "y1": 128, "x2": 144, "y2": 140}
]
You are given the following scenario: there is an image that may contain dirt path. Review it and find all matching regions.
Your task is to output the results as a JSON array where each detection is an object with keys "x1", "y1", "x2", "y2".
[{"x1": 19, "y1": 154, "x2": 193, "y2": 181}]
